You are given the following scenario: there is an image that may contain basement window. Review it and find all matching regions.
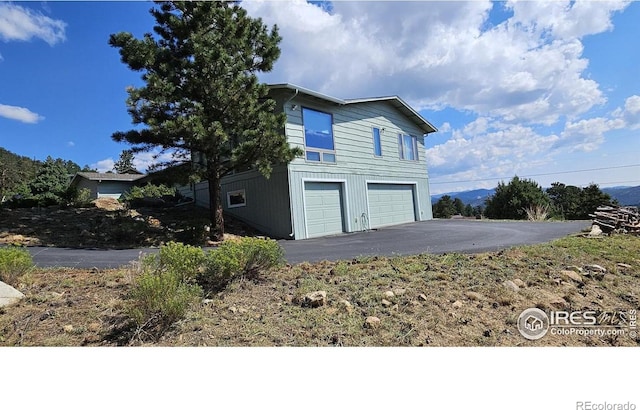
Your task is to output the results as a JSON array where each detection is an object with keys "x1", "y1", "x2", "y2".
[{"x1": 227, "y1": 189, "x2": 246, "y2": 208}]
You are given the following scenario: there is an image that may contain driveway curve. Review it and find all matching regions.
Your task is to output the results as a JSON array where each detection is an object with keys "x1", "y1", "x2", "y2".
[{"x1": 27, "y1": 219, "x2": 589, "y2": 269}]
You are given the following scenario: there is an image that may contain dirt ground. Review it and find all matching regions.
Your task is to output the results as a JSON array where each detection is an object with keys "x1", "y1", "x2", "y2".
[{"x1": 1, "y1": 232, "x2": 639, "y2": 347}]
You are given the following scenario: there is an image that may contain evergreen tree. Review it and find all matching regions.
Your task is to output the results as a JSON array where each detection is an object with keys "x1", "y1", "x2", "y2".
[
  {"x1": 114, "y1": 150, "x2": 136, "y2": 173},
  {"x1": 453, "y1": 197, "x2": 465, "y2": 215},
  {"x1": 109, "y1": 1, "x2": 300, "y2": 240},
  {"x1": 578, "y1": 183, "x2": 617, "y2": 219},
  {"x1": 28, "y1": 156, "x2": 70, "y2": 206},
  {"x1": 433, "y1": 195, "x2": 456, "y2": 218},
  {"x1": 547, "y1": 182, "x2": 582, "y2": 220},
  {"x1": 463, "y1": 203, "x2": 474, "y2": 217},
  {"x1": 484, "y1": 176, "x2": 550, "y2": 220}
]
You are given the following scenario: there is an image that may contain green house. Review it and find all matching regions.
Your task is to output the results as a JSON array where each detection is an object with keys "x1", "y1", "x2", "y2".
[{"x1": 183, "y1": 84, "x2": 438, "y2": 240}]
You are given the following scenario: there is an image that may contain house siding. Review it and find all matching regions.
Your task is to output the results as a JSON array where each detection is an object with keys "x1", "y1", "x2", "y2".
[{"x1": 96, "y1": 181, "x2": 133, "y2": 199}]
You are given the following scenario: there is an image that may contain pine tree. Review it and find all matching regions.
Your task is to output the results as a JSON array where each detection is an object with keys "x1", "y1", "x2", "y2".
[
  {"x1": 109, "y1": 1, "x2": 300, "y2": 240},
  {"x1": 484, "y1": 176, "x2": 550, "y2": 220},
  {"x1": 28, "y1": 156, "x2": 70, "y2": 206},
  {"x1": 114, "y1": 150, "x2": 136, "y2": 174}
]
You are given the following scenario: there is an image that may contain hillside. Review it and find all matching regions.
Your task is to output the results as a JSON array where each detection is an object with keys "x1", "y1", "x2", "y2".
[
  {"x1": 602, "y1": 186, "x2": 640, "y2": 206},
  {"x1": 431, "y1": 188, "x2": 494, "y2": 207}
]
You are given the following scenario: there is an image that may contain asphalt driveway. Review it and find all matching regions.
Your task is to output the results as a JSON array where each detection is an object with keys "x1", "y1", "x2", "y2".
[{"x1": 27, "y1": 219, "x2": 589, "y2": 269}]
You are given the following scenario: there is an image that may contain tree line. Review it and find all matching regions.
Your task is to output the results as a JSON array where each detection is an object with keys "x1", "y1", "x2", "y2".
[
  {"x1": 0, "y1": 148, "x2": 138, "y2": 207},
  {"x1": 433, "y1": 176, "x2": 616, "y2": 220}
]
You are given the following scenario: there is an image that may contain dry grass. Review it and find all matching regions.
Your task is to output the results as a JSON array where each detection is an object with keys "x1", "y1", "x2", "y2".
[{"x1": 1, "y1": 234, "x2": 639, "y2": 346}]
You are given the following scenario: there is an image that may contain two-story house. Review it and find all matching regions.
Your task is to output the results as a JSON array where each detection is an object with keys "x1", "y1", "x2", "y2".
[{"x1": 183, "y1": 84, "x2": 437, "y2": 240}]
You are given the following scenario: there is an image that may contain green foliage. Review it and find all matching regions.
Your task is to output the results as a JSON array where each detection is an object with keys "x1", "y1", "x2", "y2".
[
  {"x1": 484, "y1": 176, "x2": 551, "y2": 220},
  {"x1": 0, "y1": 148, "x2": 39, "y2": 202},
  {"x1": 127, "y1": 242, "x2": 204, "y2": 333},
  {"x1": 547, "y1": 182, "x2": 617, "y2": 220},
  {"x1": 113, "y1": 150, "x2": 136, "y2": 174},
  {"x1": 69, "y1": 188, "x2": 93, "y2": 207},
  {"x1": 453, "y1": 198, "x2": 465, "y2": 215},
  {"x1": 0, "y1": 246, "x2": 34, "y2": 286},
  {"x1": 433, "y1": 195, "x2": 456, "y2": 218},
  {"x1": 578, "y1": 183, "x2": 617, "y2": 219},
  {"x1": 127, "y1": 268, "x2": 202, "y2": 331},
  {"x1": 463, "y1": 204, "x2": 474, "y2": 217},
  {"x1": 123, "y1": 183, "x2": 176, "y2": 201},
  {"x1": 200, "y1": 237, "x2": 284, "y2": 292},
  {"x1": 108, "y1": 1, "x2": 302, "y2": 239}
]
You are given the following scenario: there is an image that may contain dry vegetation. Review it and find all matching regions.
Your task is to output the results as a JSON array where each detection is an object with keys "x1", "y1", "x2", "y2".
[{"x1": 2, "y1": 234, "x2": 639, "y2": 347}]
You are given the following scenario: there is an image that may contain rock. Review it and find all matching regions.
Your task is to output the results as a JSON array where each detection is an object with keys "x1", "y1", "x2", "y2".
[
  {"x1": 364, "y1": 316, "x2": 381, "y2": 329},
  {"x1": 418, "y1": 293, "x2": 428, "y2": 302},
  {"x1": 92, "y1": 197, "x2": 124, "y2": 211},
  {"x1": 393, "y1": 288, "x2": 407, "y2": 296},
  {"x1": 512, "y1": 279, "x2": 526, "y2": 288},
  {"x1": 381, "y1": 299, "x2": 393, "y2": 307},
  {"x1": 229, "y1": 306, "x2": 238, "y2": 314},
  {"x1": 338, "y1": 299, "x2": 353, "y2": 312},
  {"x1": 583, "y1": 264, "x2": 606, "y2": 280},
  {"x1": 560, "y1": 270, "x2": 584, "y2": 283},
  {"x1": 452, "y1": 300, "x2": 463, "y2": 309},
  {"x1": 588, "y1": 224, "x2": 603, "y2": 237},
  {"x1": 202, "y1": 299, "x2": 214, "y2": 305},
  {"x1": 549, "y1": 297, "x2": 569, "y2": 309},
  {"x1": 300, "y1": 291, "x2": 327, "y2": 308},
  {"x1": 383, "y1": 290, "x2": 395, "y2": 298},
  {"x1": 503, "y1": 280, "x2": 520, "y2": 292},
  {"x1": 617, "y1": 263, "x2": 632, "y2": 270},
  {"x1": 63, "y1": 325, "x2": 74, "y2": 333},
  {"x1": 0, "y1": 281, "x2": 25, "y2": 307},
  {"x1": 584, "y1": 264, "x2": 606, "y2": 273},
  {"x1": 283, "y1": 294, "x2": 294, "y2": 304},
  {"x1": 238, "y1": 307, "x2": 248, "y2": 314},
  {"x1": 566, "y1": 265, "x2": 584, "y2": 273},
  {"x1": 465, "y1": 291, "x2": 484, "y2": 301}
]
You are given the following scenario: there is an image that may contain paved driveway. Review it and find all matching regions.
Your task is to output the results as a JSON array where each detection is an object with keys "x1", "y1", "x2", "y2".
[{"x1": 27, "y1": 219, "x2": 589, "y2": 269}]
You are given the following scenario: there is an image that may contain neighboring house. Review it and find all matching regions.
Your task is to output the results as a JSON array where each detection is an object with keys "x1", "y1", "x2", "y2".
[
  {"x1": 181, "y1": 83, "x2": 438, "y2": 240},
  {"x1": 69, "y1": 172, "x2": 146, "y2": 199}
]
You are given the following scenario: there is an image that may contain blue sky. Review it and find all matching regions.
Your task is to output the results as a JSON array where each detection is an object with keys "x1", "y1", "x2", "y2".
[{"x1": 1, "y1": 1, "x2": 639, "y2": 194}]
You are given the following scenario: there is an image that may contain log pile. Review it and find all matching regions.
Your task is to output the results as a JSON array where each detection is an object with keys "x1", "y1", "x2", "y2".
[{"x1": 590, "y1": 205, "x2": 640, "y2": 234}]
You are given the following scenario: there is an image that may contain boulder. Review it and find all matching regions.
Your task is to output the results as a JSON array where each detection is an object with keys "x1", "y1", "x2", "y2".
[
  {"x1": 560, "y1": 270, "x2": 584, "y2": 283},
  {"x1": 503, "y1": 280, "x2": 520, "y2": 292},
  {"x1": 0, "y1": 281, "x2": 24, "y2": 307}
]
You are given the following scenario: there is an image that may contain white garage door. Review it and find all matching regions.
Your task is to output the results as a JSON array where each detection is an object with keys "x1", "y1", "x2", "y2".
[
  {"x1": 367, "y1": 183, "x2": 416, "y2": 228},
  {"x1": 304, "y1": 182, "x2": 345, "y2": 238}
]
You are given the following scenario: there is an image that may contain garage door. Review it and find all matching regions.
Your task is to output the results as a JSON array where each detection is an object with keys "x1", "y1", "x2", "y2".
[
  {"x1": 304, "y1": 182, "x2": 345, "y2": 238},
  {"x1": 367, "y1": 183, "x2": 416, "y2": 228}
]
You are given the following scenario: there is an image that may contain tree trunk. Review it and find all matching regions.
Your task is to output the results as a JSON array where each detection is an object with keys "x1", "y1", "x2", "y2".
[{"x1": 208, "y1": 172, "x2": 224, "y2": 241}]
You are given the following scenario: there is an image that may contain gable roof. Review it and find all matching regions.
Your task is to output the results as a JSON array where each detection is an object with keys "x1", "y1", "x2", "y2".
[
  {"x1": 70, "y1": 172, "x2": 146, "y2": 186},
  {"x1": 268, "y1": 83, "x2": 438, "y2": 135}
]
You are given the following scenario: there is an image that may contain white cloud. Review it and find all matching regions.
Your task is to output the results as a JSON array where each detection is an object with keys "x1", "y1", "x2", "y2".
[
  {"x1": 0, "y1": 103, "x2": 44, "y2": 123},
  {"x1": 132, "y1": 150, "x2": 178, "y2": 173},
  {"x1": 0, "y1": 3, "x2": 66, "y2": 45},
  {"x1": 553, "y1": 117, "x2": 624, "y2": 152},
  {"x1": 613, "y1": 95, "x2": 640, "y2": 129},
  {"x1": 244, "y1": 0, "x2": 629, "y2": 125},
  {"x1": 92, "y1": 158, "x2": 115, "y2": 173},
  {"x1": 67, "y1": 141, "x2": 75, "y2": 147}
]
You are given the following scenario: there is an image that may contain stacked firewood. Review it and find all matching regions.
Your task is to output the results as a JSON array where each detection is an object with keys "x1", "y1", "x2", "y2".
[{"x1": 590, "y1": 205, "x2": 640, "y2": 234}]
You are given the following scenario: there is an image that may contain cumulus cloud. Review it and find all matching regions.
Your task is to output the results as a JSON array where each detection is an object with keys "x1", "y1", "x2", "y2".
[
  {"x1": 0, "y1": 3, "x2": 66, "y2": 45},
  {"x1": 0, "y1": 103, "x2": 44, "y2": 123},
  {"x1": 132, "y1": 150, "x2": 179, "y2": 173},
  {"x1": 613, "y1": 95, "x2": 640, "y2": 129},
  {"x1": 92, "y1": 158, "x2": 115, "y2": 173},
  {"x1": 244, "y1": 0, "x2": 629, "y2": 125}
]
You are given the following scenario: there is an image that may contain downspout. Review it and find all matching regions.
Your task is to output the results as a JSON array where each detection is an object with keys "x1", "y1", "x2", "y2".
[{"x1": 284, "y1": 88, "x2": 299, "y2": 239}]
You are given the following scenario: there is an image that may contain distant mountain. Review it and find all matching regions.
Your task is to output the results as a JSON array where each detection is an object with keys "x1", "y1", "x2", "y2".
[
  {"x1": 431, "y1": 185, "x2": 640, "y2": 208},
  {"x1": 431, "y1": 188, "x2": 495, "y2": 207},
  {"x1": 602, "y1": 186, "x2": 640, "y2": 207}
]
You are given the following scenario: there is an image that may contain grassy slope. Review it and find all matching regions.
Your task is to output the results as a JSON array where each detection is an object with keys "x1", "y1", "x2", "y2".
[{"x1": 1, "y1": 234, "x2": 639, "y2": 346}]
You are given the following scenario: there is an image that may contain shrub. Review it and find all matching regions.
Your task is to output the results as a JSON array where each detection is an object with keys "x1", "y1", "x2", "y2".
[
  {"x1": 0, "y1": 246, "x2": 34, "y2": 286},
  {"x1": 125, "y1": 242, "x2": 205, "y2": 336},
  {"x1": 199, "y1": 237, "x2": 284, "y2": 292},
  {"x1": 127, "y1": 269, "x2": 202, "y2": 333},
  {"x1": 71, "y1": 188, "x2": 93, "y2": 207},
  {"x1": 525, "y1": 204, "x2": 550, "y2": 221},
  {"x1": 123, "y1": 183, "x2": 176, "y2": 201}
]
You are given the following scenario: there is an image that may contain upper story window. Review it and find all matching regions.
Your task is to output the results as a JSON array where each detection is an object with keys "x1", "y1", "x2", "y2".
[
  {"x1": 302, "y1": 107, "x2": 336, "y2": 163},
  {"x1": 372, "y1": 127, "x2": 382, "y2": 157},
  {"x1": 398, "y1": 134, "x2": 419, "y2": 161}
]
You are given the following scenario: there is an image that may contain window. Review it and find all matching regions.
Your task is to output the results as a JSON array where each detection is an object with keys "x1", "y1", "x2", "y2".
[
  {"x1": 303, "y1": 107, "x2": 336, "y2": 163},
  {"x1": 398, "y1": 133, "x2": 419, "y2": 161},
  {"x1": 373, "y1": 127, "x2": 382, "y2": 157},
  {"x1": 227, "y1": 189, "x2": 246, "y2": 208}
]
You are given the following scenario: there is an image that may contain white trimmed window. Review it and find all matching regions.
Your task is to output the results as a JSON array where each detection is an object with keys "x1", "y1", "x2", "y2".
[{"x1": 227, "y1": 189, "x2": 246, "y2": 208}]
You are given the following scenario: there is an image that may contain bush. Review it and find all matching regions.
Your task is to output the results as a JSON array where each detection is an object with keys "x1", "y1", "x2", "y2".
[
  {"x1": 126, "y1": 242, "x2": 204, "y2": 336},
  {"x1": 0, "y1": 246, "x2": 34, "y2": 286},
  {"x1": 200, "y1": 237, "x2": 284, "y2": 292},
  {"x1": 127, "y1": 269, "x2": 202, "y2": 332},
  {"x1": 71, "y1": 188, "x2": 93, "y2": 207},
  {"x1": 123, "y1": 183, "x2": 176, "y2": 202}
]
